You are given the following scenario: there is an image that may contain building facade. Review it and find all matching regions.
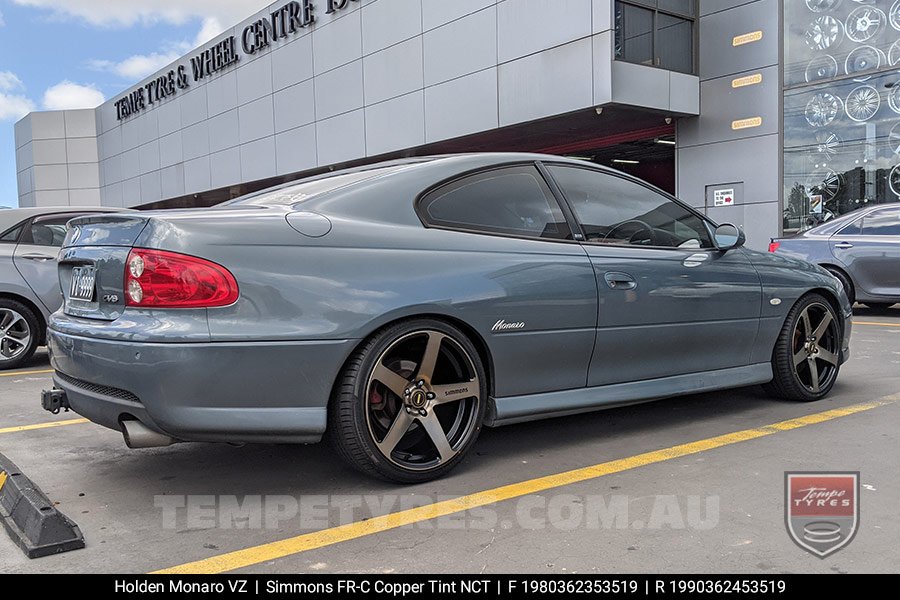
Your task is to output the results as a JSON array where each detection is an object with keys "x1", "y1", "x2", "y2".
[{"x1": 14, "y1": 0, "x2": 900, "y2": 250}]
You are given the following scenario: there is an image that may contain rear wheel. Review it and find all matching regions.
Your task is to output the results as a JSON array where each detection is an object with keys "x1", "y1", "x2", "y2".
[
  {"x1": 764, "y1": 294, "x2": 841, "y2": 402},
  {"x1": 328, "y1": 319, "x2": 487, "y2": 483},
  {"x1": 823, "y1": 267, "x2": 854, "y2": 304},
  {"x1": 0, "y1": 299, "x2": 40, "y2": 371}
]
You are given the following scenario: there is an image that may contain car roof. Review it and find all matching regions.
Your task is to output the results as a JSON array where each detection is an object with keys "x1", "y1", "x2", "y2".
[
  {"x1": 805, "y1": 203, "x2": 896, "y2": 236},
  {"x1": 0, "y1": 206, "x2": 125, "y2": 235}
]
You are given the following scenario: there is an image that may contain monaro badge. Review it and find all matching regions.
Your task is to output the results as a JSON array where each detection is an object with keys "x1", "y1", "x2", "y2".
[
  {"x1": 491, "y1": 319, "x2": 526, "y2": 333},
  {"x1": 785, "y1": 472, "x2": 859, "y2": 558}
]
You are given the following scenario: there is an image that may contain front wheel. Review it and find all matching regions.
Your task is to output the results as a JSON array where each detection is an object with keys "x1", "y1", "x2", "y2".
[
  {"x1": 328, "y1": 319, "x2": 487, "y2": 483},
  {"x1": 764, "y1": 294, "x2": 842, "y2": 402},
  {"x1": 0, "y1": 300, "x2": 40, "y2": 371}
]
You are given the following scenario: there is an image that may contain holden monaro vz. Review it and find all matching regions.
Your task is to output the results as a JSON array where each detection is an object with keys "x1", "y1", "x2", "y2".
[{"x1": 44, "y1": 154, "x2": 851, "y2": 482}]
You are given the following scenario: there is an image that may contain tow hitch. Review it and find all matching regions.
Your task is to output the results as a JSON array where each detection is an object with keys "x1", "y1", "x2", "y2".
[{"x1": 41, "y1": 388, "x2": 69, "y2": 415}]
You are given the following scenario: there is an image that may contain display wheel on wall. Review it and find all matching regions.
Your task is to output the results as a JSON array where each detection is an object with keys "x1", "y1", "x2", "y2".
[
  {"x1": 806, "y1": 0, "x2": 842, "y2": 13},
  {"x1": 806, "y1": 55, "x2": 839, "y2": 83},
  {"x1": 888, "y1": 83, "x2": 900, "y2": 114},
  {"x1": 805, "y1": 169, "x2": 843, "y2": 202},
  {"x1": 889, "y1": 122, "x2": 900, "y2": 154},
  {"x1": 845, "y1": 84, "x2": 881, "y2": 122},
  {"x1": 890, "y1": 164, "x2": 900, "y2": 197},
  {"x1": 806, "y1": 16, "x2": 845, "y2": 51},
  {"x1": 815, "y1": 131, "x2": 843, "y2": 158},
  {"x1": 845, "y1": 45, "x2": 884, "y2": 79},
  {"x1": 890, "y1": 39, "x2": 900, "y2": 66},
  {"x1": 890, "y1": 0, "x2": 900, "y2": 31},
  {"x1": 805, "y1": 92, "x2": 844, "y2": 127},
  {"x1": 845, "y1": 6, "x2": 886, "y2": 43}
]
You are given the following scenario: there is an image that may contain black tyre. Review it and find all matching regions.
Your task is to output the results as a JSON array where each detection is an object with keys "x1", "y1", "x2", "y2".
[
  {"x1": 0, "y1": 299, "x2": 40, "y2": 371},
  {"x1": 764, "y1": 294, "x2": 842, "y2": 402},
  {"x1": 328, "y1": 319, "x2": 487, "y2": 483},
  {"x1": 824, "y1": 267, "x2": 855, "y2": 304}
]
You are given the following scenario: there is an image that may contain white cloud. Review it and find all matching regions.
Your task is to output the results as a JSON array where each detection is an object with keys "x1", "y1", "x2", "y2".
[
  {"x1": 87, "y1": 16, "x2": 230, "y2": 82},
  {"x1": 0, "y1": 71, "x2": 36, "y2": 121},
  {"x1": 89, "y1": 52, "x2": 183, "y2": 81},
  {"x1": 0, "y1": 9, "x2": 6, "y2": 26},
  {"x1": 0, "y1": 72, "x2": 25, "y2": 92},
  {"x1": 11, "y1": 0, "x2": 270, "y2": 29},
  {"x1": 0, "y1": 94, "x2": 36, "y2": 121},
  {"x1": 42, "y1": 81, "x2": 105, "y2": 110}
]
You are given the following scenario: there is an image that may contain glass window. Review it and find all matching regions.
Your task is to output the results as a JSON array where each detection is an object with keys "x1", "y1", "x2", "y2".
[
  {"x1": 0, "y1": 224, "x2": 23, "y2": 243},
  {"x1": 862, "y1": 209, "x2": 900, "y2": 235},
  {"x1": 656, "y1": 13, "x2": 693, "y2": 73},
  {"x1": 616, "y1": 3, "x2": 654, "y2": 67},
  {"x1": 782, "y1": 0, "x2": 900, "y2": 233},
  {"x1": 420, "y1": 166, "x2": 571, "y2": 240},
  {"x1": 548, "y1": 165, "x2": 713, "y2": 248},
  {"x1": 615, "y1": 1, "x2": 695, "y2": 74},
  {"x1": 836, "y1": 219, "x2": 862, "y2": 236},
  {"x1": 21, "y1": 214, "x2": 89, "y2": 247}
]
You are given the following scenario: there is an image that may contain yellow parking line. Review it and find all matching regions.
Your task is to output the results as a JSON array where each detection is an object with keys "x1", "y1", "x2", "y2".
[
  {"x1": 154, "y1": 394, "x2": 900, "y2": 575},
  {"x1": 854, "y1": 321, "x2": 900, "y2": 328},
  {"x1": 0, "y1": 368, "x2": 54, "y2": 378},
  {"x1": 0, "y1": 418, "x2": 89, "y2": 435}
]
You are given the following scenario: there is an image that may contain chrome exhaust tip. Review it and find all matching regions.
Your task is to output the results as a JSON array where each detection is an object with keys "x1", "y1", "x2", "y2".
[{"x1": 121, "y1": 420, "x2": 175, "y2": 449}]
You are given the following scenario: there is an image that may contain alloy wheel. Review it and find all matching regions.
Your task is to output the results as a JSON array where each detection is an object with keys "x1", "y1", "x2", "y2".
[
  {"x1": 365, "y1": 330, "x2": 482, "y2": 472},
  {"x1": 0, "y1": 308, "x2": 32, "y2": 362},
  {"x1": 791, "y1": 302, "x2": 840, "y2": 394}
]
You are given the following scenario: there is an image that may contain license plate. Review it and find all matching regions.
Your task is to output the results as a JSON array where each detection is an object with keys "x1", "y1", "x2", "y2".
[{"x1": 69, "y1": 266, "x2": 97, "y2": 301}]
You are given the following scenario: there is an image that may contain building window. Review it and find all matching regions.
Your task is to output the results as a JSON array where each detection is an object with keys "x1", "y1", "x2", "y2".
[
  {"x1": 783, "y1": 0, "x2": 900, "y2": 233},
  {"x1": 614, "y1": 1, "x2": 696, "y2": 74}
]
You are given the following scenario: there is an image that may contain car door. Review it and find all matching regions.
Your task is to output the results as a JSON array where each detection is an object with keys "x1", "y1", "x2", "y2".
[
  {"x1": 544, "y1": 164, "x2": 763, "y2": 387},
  {"x1": 830, "y1": 207, "x2": 900, "y2": 298},
  {"x1": 13, "y1": 213, "x2": 88, "y2": 313},
  {"x1": 417, "y1": 164, "x2": 598, "y2": 397}
]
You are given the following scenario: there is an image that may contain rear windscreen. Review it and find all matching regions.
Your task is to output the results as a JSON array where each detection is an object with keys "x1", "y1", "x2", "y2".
[{"x1": 227, "y1": 166, "x2": 408, "y2": 207}]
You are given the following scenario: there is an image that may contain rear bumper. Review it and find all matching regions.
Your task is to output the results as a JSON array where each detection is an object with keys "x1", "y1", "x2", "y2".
[{"x1": 47, "y1": 328, "x2": 356, "y2": 444}]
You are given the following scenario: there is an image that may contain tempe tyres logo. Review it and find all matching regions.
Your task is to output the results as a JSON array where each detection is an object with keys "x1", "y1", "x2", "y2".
[{"x1": 785, "y1": 472, "x2": 859, "y2": 558}]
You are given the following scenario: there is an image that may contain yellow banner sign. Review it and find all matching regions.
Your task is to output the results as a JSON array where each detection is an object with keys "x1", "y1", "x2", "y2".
[
  {"x1": 733, "y1": 31, "x2": 764, "y2": 47},
  {"x1": 732, "y1": 117, "x2": 763, "y2": 130},
  {"x1": 732, "y1": 73, "x2": 763, "y2": 88}
]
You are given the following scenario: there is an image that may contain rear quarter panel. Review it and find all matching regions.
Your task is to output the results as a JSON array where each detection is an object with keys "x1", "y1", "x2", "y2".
[{"x1": 133, "y1": 206, "x2": 598, "y2": 398}]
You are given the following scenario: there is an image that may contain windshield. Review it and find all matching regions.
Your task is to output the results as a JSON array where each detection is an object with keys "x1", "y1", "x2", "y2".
[{"x1": 228, "y1": 166, "x2": 408, "y2": 207}]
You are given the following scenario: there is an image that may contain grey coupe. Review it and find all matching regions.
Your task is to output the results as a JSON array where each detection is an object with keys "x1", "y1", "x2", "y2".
[
  {"x1": 44, "y1": 154, "x2": 852, "y2": 482},
  {"x1": 770, "y1": 204, "x2": 900, "y2": 310}
]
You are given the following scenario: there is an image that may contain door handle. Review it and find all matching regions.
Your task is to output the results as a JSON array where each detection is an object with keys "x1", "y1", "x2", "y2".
[
  {"x1": 604, "y1": 272, "x2": 637, "y2": 290},
  {"x1": 20, "y1": 253, "x2": 56, "y2": 261},
  {"x1": 834, "y1": 242, "x2": 854, "y2": 250}
]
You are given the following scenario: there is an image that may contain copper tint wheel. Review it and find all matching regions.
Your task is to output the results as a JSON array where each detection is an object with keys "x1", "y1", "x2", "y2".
[
  {"x1": 328, "y1": 319, "x2": 487, "y2": 483},
  {"x1": 764, "y1": 294, "x2": 842, "y2": 402}
]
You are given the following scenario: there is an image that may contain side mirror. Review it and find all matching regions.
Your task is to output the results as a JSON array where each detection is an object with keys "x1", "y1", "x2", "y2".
[{"x1": 713, "y1": 223, "x2": 746, "y2": 251}]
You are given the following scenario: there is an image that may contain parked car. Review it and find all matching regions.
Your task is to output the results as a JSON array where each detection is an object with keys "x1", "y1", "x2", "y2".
[
  {"x1": 0, "y1": 207, "x2": 124, "y2": 369},
  {"x1": 44, "y1": 154, "x2": 851, "y2": 483},
  {"x1": 770, "y1": 204, "x2": 900, "y2": 309}
]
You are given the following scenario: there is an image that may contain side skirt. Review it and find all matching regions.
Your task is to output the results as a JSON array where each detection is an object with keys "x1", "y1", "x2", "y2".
[{"x1": 485, "y1": 363, "x2": 773, "y2": 427}]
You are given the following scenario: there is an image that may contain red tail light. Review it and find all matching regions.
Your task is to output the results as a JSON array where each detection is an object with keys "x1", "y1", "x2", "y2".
[
  {"x1": 124, "y1": 249, "x2": 239, "y2": 308},
  {"x1": 768, "y1": 242, "x2": 781, "y2": 253}
]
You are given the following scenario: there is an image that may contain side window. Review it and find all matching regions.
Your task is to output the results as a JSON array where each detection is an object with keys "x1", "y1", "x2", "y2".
[
  {"x1": 548, "y1": 165, "x2": 713, "y2": 249},
  {"x1": 861, "y1": 209, "x2": 900, "y2": 236},
  {"x1": 835, "y1": 219, "x2": 862, "y2": 236},
  {"x1": 20, "y1": 214, "x2": 84, "y2": 247},
  {"x1": 0, "y1": 224, "x2": 24, "y2": 243},
  {"x1": 419, "y1": 166, "x2": 572, "y2": 240}
]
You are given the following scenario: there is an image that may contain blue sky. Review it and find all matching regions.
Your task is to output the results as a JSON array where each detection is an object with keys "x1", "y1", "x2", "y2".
[{"x1": 0, "y1": 0, "x2": 270, "y2": 207}]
